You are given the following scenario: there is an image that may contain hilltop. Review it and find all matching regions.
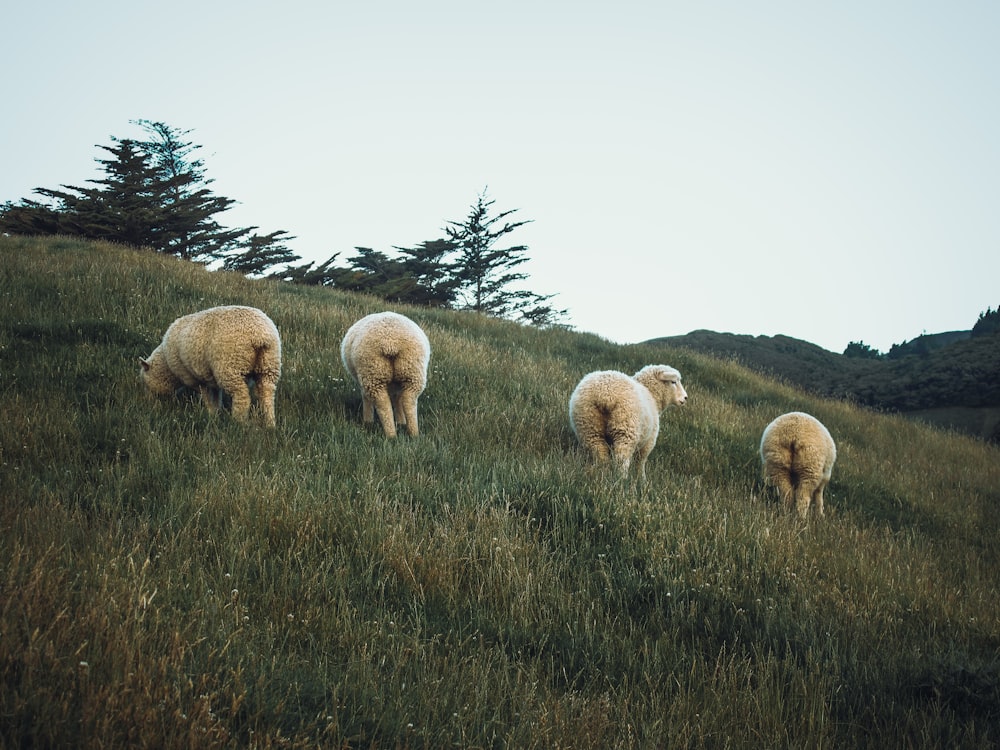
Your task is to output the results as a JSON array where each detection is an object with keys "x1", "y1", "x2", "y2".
[
  {"x1": 1, "y1": 235, "x2": 998, "y2": 748},
  {"x1": 646, "y1": 329, "x2": 1000, "y2": 443}
]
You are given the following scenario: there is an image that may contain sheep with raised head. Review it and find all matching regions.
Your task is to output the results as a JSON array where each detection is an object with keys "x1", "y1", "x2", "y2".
[
  {"x1": 759, "y1": 411, "x2": 836, "y2": 518},
  {"x1": 340, "y1": 311, "x2": 430, "y2": 438},
  {"x1": 569, "y1": 365, "x2": 688, "y2": 478},
  {"x1": 140, "y1": 305, "x2": 282, "y2": 426}
]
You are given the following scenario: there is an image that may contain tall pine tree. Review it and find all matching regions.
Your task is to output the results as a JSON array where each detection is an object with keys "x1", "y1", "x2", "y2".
[
  {"x1": 445, "y1": 190, "x2": 566, "y2": 325},
  {"x1": 0, "y1": 121, "x2": 295, "y2": 269},
  {"x1": 31, "y1": 138, "x2": 172, "y2": 248}
]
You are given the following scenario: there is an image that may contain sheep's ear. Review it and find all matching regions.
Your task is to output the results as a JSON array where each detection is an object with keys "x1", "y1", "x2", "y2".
[{"x1": 139, "y1": 358, "x2": 151, "y2": 372}]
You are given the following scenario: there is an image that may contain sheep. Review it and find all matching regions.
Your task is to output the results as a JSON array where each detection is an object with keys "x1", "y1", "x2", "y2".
[
  {"x1": 759, "y1": 411, "x2": 836, "y2": 518},
  {"x1": 140, "y1": 305, "x2": 282, "y2": 427},
  {"x1": 340, "y1": 311, "x2": 430, "y2": 438},
  {"x1": 569, "y1": 365, "x2": 688, "y2": 479}
]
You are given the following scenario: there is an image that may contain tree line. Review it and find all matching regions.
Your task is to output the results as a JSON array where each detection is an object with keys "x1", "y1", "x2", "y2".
[
  {"x1": 0, "y1": 121, "x2": 567, "y2": 327},
  {"x1": 843, "y1": 305, "x2": 998, "y2": 360}
]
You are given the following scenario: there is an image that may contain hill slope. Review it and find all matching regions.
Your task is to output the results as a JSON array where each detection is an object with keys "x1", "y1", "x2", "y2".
[{"x1": 2, "y1": 236, "x2": 999, "y2": 748}]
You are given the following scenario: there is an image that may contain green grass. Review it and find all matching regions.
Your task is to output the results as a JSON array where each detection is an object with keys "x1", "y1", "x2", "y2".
[{"x1": 2, "y1": 235, "x2": 998, "y2": 748}]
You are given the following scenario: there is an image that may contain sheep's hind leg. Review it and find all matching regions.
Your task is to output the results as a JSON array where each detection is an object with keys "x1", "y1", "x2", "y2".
[
  {"x1": 370, "y1": 388, "x2": 397, "y2": 438},
  {"x1": 397, "y1": 390, "x2": 420, "y2": 437},
  {"x1": 813, "y1": 482, "x2": 826, "y2": 517},
  {"x1": 579, "y1": 428, "x2": 611, "y2": 465},
  {"x1": 228, "y1": 384, "x2": 252, "y2": 422},
  {"x1": 611, "y1": 439, "x2": 635, "y2": 477},
  {"x1": 390, "y1": 391, "x2": 406, "y2": 428},
  {"x1": 766, "y1": 468, "x2": 795, "y2": 512},
  {"x1": 212, "y1": 372, "x2": 250, "y2": 422},
  {"x1": 794, "y1": 485, "x2": 813, "y2": 519},
  {"x1": 255, "y1": 377, "x2": 277, "y2": 427}
]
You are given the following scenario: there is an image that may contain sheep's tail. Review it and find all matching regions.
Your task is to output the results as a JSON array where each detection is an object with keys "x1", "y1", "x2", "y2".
[{"x1": 251, "y1": 341, "x2": 280, "y2": 378}]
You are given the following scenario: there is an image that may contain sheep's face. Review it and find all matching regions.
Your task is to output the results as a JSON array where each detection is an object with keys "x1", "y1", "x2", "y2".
[
  {"x1": 636, "y1": 365, "x2": 688, "y2": 409},
  {"x1": 660, "y1": 371, "x2": 687, "y2": 407}
]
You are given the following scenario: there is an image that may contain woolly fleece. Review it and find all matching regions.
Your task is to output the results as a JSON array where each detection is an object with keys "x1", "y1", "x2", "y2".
[
  {"x1": 340, "y1": 311, "x2": 430, "y2": 438},
  {"x1": 569, "y1": 365, "x2": 687, "y2": 478},
  {"x1": 141, "y1": 305, "x2": 282, "y2": 426},
  {"x1": 759, "y1": 411, "x2": 836, "y2": 518}
]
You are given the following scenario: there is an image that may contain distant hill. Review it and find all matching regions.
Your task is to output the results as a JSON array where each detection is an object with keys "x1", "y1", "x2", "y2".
[{"x1": 646, "y1": 329, "x2": 1000, "y2": 443}]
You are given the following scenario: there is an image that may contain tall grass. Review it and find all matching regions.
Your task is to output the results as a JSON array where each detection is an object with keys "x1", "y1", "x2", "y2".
[{"x1": 2, "y1": 235, "x2": 998, "y2": 748}]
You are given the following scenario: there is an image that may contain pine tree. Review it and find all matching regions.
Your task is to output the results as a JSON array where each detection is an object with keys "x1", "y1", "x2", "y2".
[
  {"x1": 278, "y1": 254, "x2": 346, "y2": 286},
  {"x1": 972, "y1": 306, "x2": 1000, "y2": 337},
  {"x1": 446, "y1": 191, "x2": 531, "y2": 316},
  {"x1": 0, "y1": 121, "x2": 294, "y2": 268},
  {"x1": 0, "y1": 199, "x2": 72, "y2": 236},
  {"x1": 32, "y1": 139, "x2": 171, "y2": 248},
  {"x1": 843, "y1": 340, "x2": 882, "y2": 359},
  {"x1": 393, "y1": 238, "x2": 460, "y2": 307},
  {"x1": 445, "y1": 191, "x2": 567, "y2": 325},
  {"x1": 222, "y1": 230, "x2": 299, "y2": 276},
  {"x1": 338, "y1": 247, "x2": 413, "y2": 298},
  {"x1": 130, "y1": 121, "x2": 249, "y2": 260}
]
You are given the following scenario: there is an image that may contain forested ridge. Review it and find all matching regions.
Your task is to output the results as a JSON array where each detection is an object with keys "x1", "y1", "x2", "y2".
[{"x1": 648, "y1": 318, "x2": 1000, "y2": 442}]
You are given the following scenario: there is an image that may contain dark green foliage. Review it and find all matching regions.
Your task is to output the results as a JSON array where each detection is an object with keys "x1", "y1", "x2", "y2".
[
  {"x1": 0, "y1": 198, "x2": 67, "y2": 235},
  {"x1": 887, "y1": 330, "x2": 972, "y2": 359},
  {"x1": 393, "y1": 238, "x2": 462, "y2": 307},
  {"x1": 222, "y1": 230, "x2": 299, "y2": 276},
  {"x1": 0, "y1": 121, "x2": 293, "y2": 266},
  {"x1": 972, "y1": 305, "x2": 1000, "y2": 337},
  {"x1": 277, "y1": 252, "x2": 344, "y2": 286},
  {"x1": 843, "y1": 339, "x2": 882, "y2": 359},
  {"x1": 445, "y1": 189, "x2": 567, "y2": 326},
  {"x1": 281, "y1": 194, "x2": 566, "y2": 326}
]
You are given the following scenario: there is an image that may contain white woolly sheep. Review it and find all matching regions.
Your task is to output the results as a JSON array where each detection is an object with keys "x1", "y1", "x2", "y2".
[
  {"x1": 759, "y1": 411, "x2": 836, "y2": 518},
  {"x1": 569, "y1": 365, "x2": 688, "y2": 479},
  {"x1": 340, "y1": 311, "x2": 430, "y2": 438},
  {"x1": 140, "y1": 305, "x2": 282, "y2": 427}
]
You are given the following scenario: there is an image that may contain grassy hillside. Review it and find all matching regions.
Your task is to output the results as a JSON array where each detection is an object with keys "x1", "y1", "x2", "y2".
[{"x1": 2, "y1": 235, "x2": 999, "y2": 748}]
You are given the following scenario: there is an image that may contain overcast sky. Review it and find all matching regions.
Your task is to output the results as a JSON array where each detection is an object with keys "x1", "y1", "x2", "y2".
[{"x1": 3, "y1": 1, "x2": 998, "y2": 353}]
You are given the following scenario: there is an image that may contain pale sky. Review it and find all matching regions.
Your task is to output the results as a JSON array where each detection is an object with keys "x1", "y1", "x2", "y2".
[{"x1": 3, "y1": 1, "x2": 998, "y2": 353}]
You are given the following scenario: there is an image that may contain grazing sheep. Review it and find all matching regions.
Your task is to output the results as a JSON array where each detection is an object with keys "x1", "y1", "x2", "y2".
[
  {"x1": 760, "y1": 411, "x2": 836, "y2": 518},
  {"x1": 140, "y1": 305, "x2": 282, "y2": 427},
  {"x1": 569, "y1": 365, "x2": 688, "y2": 478},
  {"x1": 340, "y1": 311, "x2": 430, "y2": 438}
]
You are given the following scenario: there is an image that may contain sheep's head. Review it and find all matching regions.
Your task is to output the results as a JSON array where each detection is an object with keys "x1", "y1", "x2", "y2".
[
  {"x1": 139, "y1": 350, "x2": 177, "y2": 397},
  {"x1": 635, "y1": 365, "x2": 688, "y2": 410}
]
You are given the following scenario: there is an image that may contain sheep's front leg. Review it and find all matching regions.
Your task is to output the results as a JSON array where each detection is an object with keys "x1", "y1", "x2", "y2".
[
  {"x1": 198, "y1": 385, "x2": 221, "y2": 413},
  {"x1": 361, "y1": 395, "x2": 376, "y2": 424}
]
